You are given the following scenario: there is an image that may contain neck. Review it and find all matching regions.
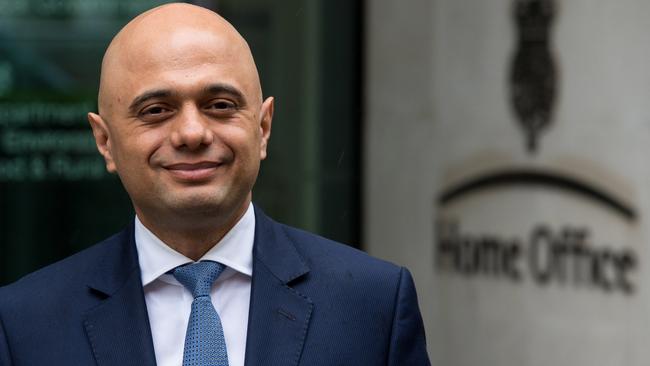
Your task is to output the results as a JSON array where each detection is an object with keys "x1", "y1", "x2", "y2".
[{"x1": 137, "y1": 201, "x2": 250, "y2": 261}]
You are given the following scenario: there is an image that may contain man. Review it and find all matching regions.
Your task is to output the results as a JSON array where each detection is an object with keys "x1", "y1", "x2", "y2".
[{"x1": 0, "y1": 3, "x2": 430, "y2": 366}]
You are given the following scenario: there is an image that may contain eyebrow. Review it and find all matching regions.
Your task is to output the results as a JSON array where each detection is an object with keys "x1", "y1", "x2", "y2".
[
  {"x1": 203, "y1": 83, "x2": 247, "y2": 106},
  {"x1": 128, "y1": 89, "x2": 173, "y2": 114}
]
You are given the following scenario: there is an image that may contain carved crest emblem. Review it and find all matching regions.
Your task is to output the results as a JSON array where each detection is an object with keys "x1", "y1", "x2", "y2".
[{"x1": 510, "y1": 0, "x2": 557, "y2": 153}]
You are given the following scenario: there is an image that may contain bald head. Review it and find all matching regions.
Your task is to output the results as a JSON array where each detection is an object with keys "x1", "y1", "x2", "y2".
[{"x1": 98, "y1": 3, "x2": 262, "y2": 117}]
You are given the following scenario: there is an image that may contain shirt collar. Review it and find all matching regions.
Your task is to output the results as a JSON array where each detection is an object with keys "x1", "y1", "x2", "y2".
[{"x1": 135, "y1": 202, "x2": 255, "y2": 287}]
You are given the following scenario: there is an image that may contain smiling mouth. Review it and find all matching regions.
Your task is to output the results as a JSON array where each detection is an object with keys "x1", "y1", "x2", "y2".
[{"x1": 164, "y1": 161, "x2": 222, "y2": 181}]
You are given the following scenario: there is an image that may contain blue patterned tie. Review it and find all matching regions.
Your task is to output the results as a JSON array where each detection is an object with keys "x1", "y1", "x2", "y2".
[{"x1": 173, "y1": 261, "x2": 229, "y2": 366}]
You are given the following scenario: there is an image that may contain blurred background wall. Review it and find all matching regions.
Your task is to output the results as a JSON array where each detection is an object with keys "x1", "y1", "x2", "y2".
[
  {"x1": 4, "y1": 0, "x2": 650, "y2": 365},
  {"x1": 366, "y1": 0, "x2": 650, "y2": 365}
]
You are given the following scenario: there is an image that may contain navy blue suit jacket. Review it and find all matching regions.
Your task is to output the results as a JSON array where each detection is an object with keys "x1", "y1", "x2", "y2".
[{"x1": 0, "y1": 207, "x2": 430, "y2": 365}]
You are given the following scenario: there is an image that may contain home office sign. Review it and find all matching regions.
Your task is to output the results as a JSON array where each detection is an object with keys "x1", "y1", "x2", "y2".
[
  {"x1": 414, "y1": 0, "x2": 650, "y2": 365},
  {"x1": 435, "y1": 167, "x2": 639, "y2": 296},
  {"x1": 432, "y1": 0, "x2": 641, "y2": 297}
]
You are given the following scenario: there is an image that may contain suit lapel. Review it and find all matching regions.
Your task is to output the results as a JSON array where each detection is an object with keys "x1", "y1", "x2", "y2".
[
  {"x1": 245, "y1": 207, "x2": 313, "y2": 366},
  {"x1": 79, "y1": 208, "x2": 313, "y2": 366},
  {"x1": 83, "y1": 225, "x2": 157, "y2": 366}
]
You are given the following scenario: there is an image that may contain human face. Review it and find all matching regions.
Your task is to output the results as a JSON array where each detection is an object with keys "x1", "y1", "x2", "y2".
[{"x1": 89, "y1": 27, "x2": 273, "y2": 226}]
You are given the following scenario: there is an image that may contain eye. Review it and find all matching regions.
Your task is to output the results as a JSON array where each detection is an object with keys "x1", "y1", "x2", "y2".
[
  {"x1": 138, "y1": 104, "x2": 174, "y2": 122},
  {"x1": 141, "y1": 105, "x2": 170, "y2": 115},
  {"x1": 143, "y1": 106, "x2": 166, "y2": 115},
  {"x1": 205, "y1": 99, "x2": 238, "y2": 115},
  {"x1": 213, "y1": 101, "x2": 235, "y2": 109}
]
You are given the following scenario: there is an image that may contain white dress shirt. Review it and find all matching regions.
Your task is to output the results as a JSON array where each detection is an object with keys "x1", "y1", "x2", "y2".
[{"x1": 135, "y1": 203, "x2": 255, "y2": 366}]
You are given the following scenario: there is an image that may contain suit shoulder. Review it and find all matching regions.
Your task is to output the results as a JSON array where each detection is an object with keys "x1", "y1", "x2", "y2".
[
  {"x1": 278, "y1": 223, "x2": 403, "y2": 277},
  {"x1": 0, "y1": 228, "x2": 128, "y2": 302}
]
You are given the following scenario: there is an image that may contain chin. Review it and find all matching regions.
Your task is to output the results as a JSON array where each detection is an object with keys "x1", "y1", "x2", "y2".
[
  {"x1": 170, "y1": 198, "x2": 224, "y2": 214},
  {"x1": 167, "y1": 191, "x2": 244, "y2": 217}
]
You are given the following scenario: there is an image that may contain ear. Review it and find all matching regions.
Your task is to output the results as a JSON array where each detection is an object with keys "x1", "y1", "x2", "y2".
[
  {"x1": 87, "y1": 112, "x2": 117, "y2": 173},
  {"x1": 259, "y1": 96, "x2": 274, "y2": 160}
]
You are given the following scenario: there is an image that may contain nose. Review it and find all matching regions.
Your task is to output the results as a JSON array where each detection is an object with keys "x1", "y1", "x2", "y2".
[{"x1": 170, "y1": 106, "x2": 214, "y2": 150}]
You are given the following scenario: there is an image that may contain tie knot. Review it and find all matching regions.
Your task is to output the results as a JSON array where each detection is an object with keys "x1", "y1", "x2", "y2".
[{"x1": 172, "y1": 261, "x2": 226, "y2": 298}]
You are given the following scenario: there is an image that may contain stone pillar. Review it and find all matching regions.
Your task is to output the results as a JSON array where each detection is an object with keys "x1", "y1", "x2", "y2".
[{"x1": 365, "y1": 1, "x2": 650, "y2": 365}]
